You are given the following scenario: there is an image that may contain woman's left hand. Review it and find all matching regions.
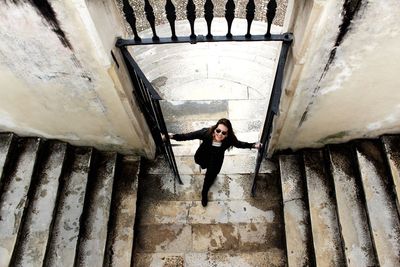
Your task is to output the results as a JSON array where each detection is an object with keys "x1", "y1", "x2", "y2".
[{"x1": 254, "y1": 142, "x2": 262, "y2": 150}]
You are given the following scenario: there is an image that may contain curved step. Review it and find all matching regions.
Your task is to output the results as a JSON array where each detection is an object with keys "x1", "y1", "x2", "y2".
[
  {"x1": 0, "y1": 133, "x2": 14, "y2": 186},
  {"x1": 75, "y1": 152, "x2": 117, "y2": 266},
  {"x1": 303, "y1": 150, "x2": 346, "y2": 266},
  {"x1": 355, "y1": 140, "x2": 400, "y2": 266},
  {"x1": 279, "y1": 154, "x2": 314, "y2": 266},
  {"x1": 328, "y1": 144, "x2": 377, "y2": 266},
  {"x1": 44, "y1": 147, "x2": 93, "y2": 267},
  {"x1": 0, "y1": 137, "x2": 41, "y2": 267},
  {"x1": 104, "y1": 156, "x2": 140, "y2": 267},
  {"x1": 11, "y1": 141, "x2": 67, "y2": 267},
  {"x1": 381, "y1": 135, "x2": 400, "y2": 214}
]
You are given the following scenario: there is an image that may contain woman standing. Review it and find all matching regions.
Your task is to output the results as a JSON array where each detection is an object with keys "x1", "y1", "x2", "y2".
[{"x1": 169, "y1": 118, "x2": 261, "y2": 207}]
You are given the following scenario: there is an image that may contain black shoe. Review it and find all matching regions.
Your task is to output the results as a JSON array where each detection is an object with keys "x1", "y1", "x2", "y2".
[{"x1": 201, "y1": 196, "x2": 208, "y2": 207}]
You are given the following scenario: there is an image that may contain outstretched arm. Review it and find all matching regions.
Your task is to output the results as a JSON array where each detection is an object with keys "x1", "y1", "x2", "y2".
[
  {"x1": 170, "y1": 128, "x2": 208, "y2": 141},
  {"x1": 234, "y1": 140, "x2": 261, "y2": 149}
]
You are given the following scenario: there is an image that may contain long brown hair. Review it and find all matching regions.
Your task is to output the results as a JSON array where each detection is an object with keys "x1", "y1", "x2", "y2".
[{"x1": 208, "y1": 118, "x2": 239, "y2": 149}]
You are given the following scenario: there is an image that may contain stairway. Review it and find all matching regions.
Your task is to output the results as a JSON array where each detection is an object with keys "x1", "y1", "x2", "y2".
[
  {"x1": 280, "y1": 136, "x2": 400, "y2": 267},
  {"x1": 0, "y1": 133, "x2": 140, "y2": 267},
  {"x1": 132, "y1": 148, "x2": 286, "y2": 267}
]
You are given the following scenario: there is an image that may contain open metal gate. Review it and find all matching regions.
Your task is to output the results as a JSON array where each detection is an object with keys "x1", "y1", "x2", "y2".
[
  {"x1": 119, "y1": 47, "x2": 182, "y2": 184},
  {"x1": 116, "y1": 0, "x2": 292, "y2": 191}
]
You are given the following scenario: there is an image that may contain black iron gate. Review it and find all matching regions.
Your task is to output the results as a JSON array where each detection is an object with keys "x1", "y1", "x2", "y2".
[
  {"x1": 116, "y1": 0, "x2": 292, "y2": 193},
  {"x1": 119, "y1": 46, "x2": 182, "y2": 184}
]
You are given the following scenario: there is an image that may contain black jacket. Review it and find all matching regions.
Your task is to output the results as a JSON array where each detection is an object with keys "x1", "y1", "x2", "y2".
[{"x1": 173, "y1": 128, "x2": 255, "y2": 173}]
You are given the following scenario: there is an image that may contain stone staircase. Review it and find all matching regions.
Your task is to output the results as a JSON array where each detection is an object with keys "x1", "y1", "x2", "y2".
[
  {"x1": 132, "y1": 146, "x2": 286, "y2": 266},
  {"x1": 0, "y1": 133, "x2": 140, "y2": 267},
  {"x1": 280, "y1": 136, "x2": 400, "y2": 267}
]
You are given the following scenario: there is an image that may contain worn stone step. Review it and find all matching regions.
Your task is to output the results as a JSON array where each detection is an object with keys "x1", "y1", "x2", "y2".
[
  {"x1": 0, "y1": 137, "x2": 41, "y2": 267},
  {"x1": 279, "y1": 154, "x2": 314, "y2": 267},
  {"x1": 134, "y1": 250, "x2": 286, "y2": 267},
  {"x1": 103, "y1": 156, "x2": 140, "y2": 267},
  {"x1": 303, "y1": 150, "x2": 346, "y2": 267},
  {"x1": 138, "y1": 173, "x2": 279, "y2": 205},
  {"x1": 327, "y1": 144, "x2": 377, "y2": 266},
  {"x1": 381, "y1": 135, "x2": 400, "y2": 214},
  {"x1": 0, "y1": 133, "x2": 14, "y2": 187},
  {"x1": 135, "y1": 222, "x2": 284, "y2": 253},
  {"x1": 44, "y1": 147, "x2": 93, "y2": 267},
  {"x1": 355, "y1": 140, "x2": 400, "y2": 266},
  {"x1": 75, "y1": 152, "x2": 117, "y2": 267},
  {"x1": 11, "y1": 141, "x2": 67, "y2": 267}
]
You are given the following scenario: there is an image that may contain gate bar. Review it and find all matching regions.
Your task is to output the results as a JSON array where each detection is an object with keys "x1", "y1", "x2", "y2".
[{"x1": 251, "y1": 34, "x2": 293, "y2": 197}]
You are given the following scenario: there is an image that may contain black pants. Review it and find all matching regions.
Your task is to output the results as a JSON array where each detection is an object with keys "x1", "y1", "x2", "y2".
[{"x1": 201, "y1": 150, "x2": 224, "y2": 198}]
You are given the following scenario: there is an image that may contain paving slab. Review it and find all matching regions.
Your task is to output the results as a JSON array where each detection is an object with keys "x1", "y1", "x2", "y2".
[
  {"x1": 192, "y1": 223, "x2": 240, "y2": 252},
  {"x1": 184, "y1": 250, "x2": 286, "y2": 267},
  {"x1": 135, "y1": 224, "x2": 192, "y2": 253},
  {"x1": 227, "y1": 199, "x2": 280, "y2": 224},
  {"x1": 134, "y1": 252, "x2": 185, "y2": 267},
  {"x1": 188, "y1": 200, "x2": 230, "y2": 224}
]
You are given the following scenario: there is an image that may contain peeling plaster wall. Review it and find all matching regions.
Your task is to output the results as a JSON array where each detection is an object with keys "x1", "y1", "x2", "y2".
[
  {"x1": 271, "y1": 0, "x2": 400, "y2": 151},
  {"x1": 0, "y1": 0, "x2": 155, "y2": 157}
]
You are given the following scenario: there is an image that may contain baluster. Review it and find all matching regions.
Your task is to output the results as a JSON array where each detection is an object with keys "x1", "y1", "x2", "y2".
[
  {"x1": 245, "y1": 0, "x2": 255, "y2": 38},
  {"x1": 204, "y1": 0, "x2": 214, "y2": 39},
  {"x1": 144, "y1": 0, "x2": 159, "y2": 41},
  {"x1": 186, "y1": 0, "x2": 196, "y2": 39},
  {"x1": 122, "y1": 0, "x2": 141, "y2": 41},
  {"x1": 225, "y1": 0, "x2": 235, "y2": 38},
  {"x1": 165, "y1": 0, "x2": 177, "y2": 40},
  {"x1": 265, "y1": 0, "x2": 277, "y2": 37}
]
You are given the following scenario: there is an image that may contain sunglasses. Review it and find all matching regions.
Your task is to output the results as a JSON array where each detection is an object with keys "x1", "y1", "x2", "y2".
[{"x1": 215, "y1": 128, "x2": 227, "y2": 136}]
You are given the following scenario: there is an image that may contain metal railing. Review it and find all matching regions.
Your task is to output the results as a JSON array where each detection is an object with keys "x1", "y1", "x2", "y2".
[
  {"x1": 251, "y1": 35, "x2": 292, "y2": 196},
  {"x1": 116, "y1": 0, "x2": 289, "y2": 47},
  {"x1": 119, "y1": 46, "x2": 182, "y2": 184}
]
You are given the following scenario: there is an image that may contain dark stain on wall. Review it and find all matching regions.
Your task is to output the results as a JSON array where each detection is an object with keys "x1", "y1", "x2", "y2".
[
  {"x1": 8, "y1": 0, "x2": 73, "y2": 49},
  {"x1": 298, "y1": 0, "x2": 364, "y2": 127},
  {"x1": 29, "y1": 0, "x2": 73, "y2": 49}
]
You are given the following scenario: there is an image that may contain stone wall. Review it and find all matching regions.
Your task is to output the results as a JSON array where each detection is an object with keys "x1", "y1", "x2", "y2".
[
  {"x1": 270, "y1": 0, "x2": 400, "y2": 151},
  {"x1": 0, "y1": 0, "x2": 155, "y2": 157}
]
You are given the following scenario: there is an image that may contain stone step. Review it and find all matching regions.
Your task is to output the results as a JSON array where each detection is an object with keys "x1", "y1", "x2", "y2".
[
  {"x1": 137, "y1": 173, "x2": 279, "y2": 204},
  {"x1": 303, "y1": 150, "x2": 346, "y2": 266},
  {"x1": 0, "y1": 133, "x2": 14, "y2": 186},
  {"x1": 327, "y1": 144, "x2": 378, "y2": 266},
  {"x1": 75, "y1": 152, "x2": 117, "y2": 266},
  {"x1": 44, "y1": 147, "x2": 93, "y2": 267},
  {"x1": 278, "y1": 154, "x2": 314, "y2": 267},
  {"x1": 0, "y1": 137, "x2": 41, "y2": 267},
  {"x1": 381, "y1": 135, "x2": 400, "y2": 214},
  {"x1": 104, "y1": 156, "x2": 140, "y2": 267},
  {"x1": 11, "y1": 141, "x2": 67, "y2": 267},
  {"x1": 133, "y1": 251, "x2": 286, "y2": 267},
  {"x1": 355, "y1": 140, "x2": 400, "y2": 266},
  {"x1": 134, "y1": 222, "x2": 284, "y2": 253}
]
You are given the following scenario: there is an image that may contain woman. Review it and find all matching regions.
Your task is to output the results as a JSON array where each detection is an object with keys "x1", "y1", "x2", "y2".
[{"x1": 169, "y1": 118, "x2": 261, "y2": 207}]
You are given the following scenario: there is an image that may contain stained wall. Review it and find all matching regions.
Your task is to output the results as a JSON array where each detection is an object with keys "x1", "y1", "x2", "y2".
[
  {"x1": 0, "y1": 0, "x2": 155, "y2": 157},
  {"x1": 271, "y1": 0, "x2": 400, "y2": 151}
]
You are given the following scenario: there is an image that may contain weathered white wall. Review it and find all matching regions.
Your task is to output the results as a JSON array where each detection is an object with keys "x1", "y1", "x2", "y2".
[
  {"x1": 0, "y1": 0, "x2": 155, "y2": 157},
  {"x1": 271, "y1": 0, "x2": 400, "y2": 151}
]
